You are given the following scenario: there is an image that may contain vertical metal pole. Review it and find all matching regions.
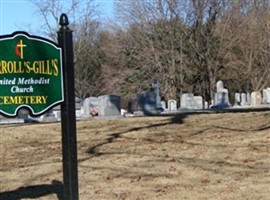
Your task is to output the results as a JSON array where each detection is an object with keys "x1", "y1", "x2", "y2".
[{"x1": 58, "y1": 13, "x2": 79, "y2": 200}]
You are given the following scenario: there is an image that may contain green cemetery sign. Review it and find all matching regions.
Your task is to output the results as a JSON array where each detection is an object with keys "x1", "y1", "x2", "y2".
[{"x1": 0, "y1": 32, "x2": 64, "y2": 117}]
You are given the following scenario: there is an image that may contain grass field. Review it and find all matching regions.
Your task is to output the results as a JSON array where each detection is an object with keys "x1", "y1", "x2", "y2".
[{"x1": 1, "y1": 111, "x2": 270, "y2": 200}]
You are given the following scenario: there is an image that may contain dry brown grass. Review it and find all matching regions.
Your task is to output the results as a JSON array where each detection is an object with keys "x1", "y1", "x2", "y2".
[{"x1": 1, "y1": 111, "x2": 270, "y2": 200}]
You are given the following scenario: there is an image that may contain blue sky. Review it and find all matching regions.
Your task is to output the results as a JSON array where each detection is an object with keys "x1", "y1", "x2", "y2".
[{"x1": 0, "y1": 0, "x2": 114, "y2": 36}]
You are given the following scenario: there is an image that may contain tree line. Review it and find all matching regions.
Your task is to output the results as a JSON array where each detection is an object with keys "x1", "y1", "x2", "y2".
[{"x1": 31, "y1": 0, "x2": 270, "y2": 107}]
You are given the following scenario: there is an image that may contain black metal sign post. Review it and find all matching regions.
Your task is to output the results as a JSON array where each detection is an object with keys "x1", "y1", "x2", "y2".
[{"x1": 58, "y1": 14, "x2": 79, "y2": 200}]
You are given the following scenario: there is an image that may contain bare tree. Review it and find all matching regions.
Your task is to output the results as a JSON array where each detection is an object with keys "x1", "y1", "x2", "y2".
[
  {"x1": 113, "y1": 0, "x2": 229, "y2": 103},
  {"x1": 31, "y1": 0, "x2": 103, "y2": 99},
  {"x1": 113, "y1": 0, "x2": 270, "y2": 102},
  {"x1": 112, "y1": 0, "x2": 193, "y2": 100},
  {"x1": 73, "y1": 19, "x2": 103, "y2": 99},
  {"x1": 31, "y1": 0, "x2": 270, "y2": 102},
  {"x1": 220, "y1": 0, "x2": 270, "y2": 92}
]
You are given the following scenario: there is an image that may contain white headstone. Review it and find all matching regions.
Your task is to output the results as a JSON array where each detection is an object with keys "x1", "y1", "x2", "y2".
[
  {"x1": 204, "y1": 101, "x2": 209, "y2": 109},
  {"x1": 82, "y1": 97, "x2": 91, "y2": 116},
  {"x1": 213, "y1": 89, "x2": 230, "y2": 108},
  {"x1": 251, "y1": 91, "x2": 262, "y2": 106},
  {"x1": 161, "y1": 101, "x2": 167, "y2": 111},
  {"x1": 240, "y1": 93, "x2": 247, "y2": 106},
  {"x1": 194, "y1": 96, "x2": 203, "y2": 109},
  {"x1": 216, "y1": 80, "x2": 224, "y2": 92},
  {"x1": 234, "y1": 93, "x2": 241, "y2": 105},
  {"x1": 262, "y1": 88, "x2": 270, "y2": 104},
  {"x1": 168, "y1": 99, "x2": 177, "y2": 111},
  {"x1": 41, "y1": 111, "x2": 58, "y2": 122},
  {"x1": 180, "y1": 93, "x2": 195, "y2": 109},
  {"x1": 180, "y1": 94, "x2": 203, "y2": 109},
  {"x1": 51, "y1": 105, "x2": 61, "y2": 120},
  {"x1": 246, "y1": 93, "x2": 251, "y2": 105},
  {"x1": 212, "y1": 80, "x2": 230, "y2": 108},
  {"x1": 53, "y1": 110, "x2": 61, "y2": 120}
]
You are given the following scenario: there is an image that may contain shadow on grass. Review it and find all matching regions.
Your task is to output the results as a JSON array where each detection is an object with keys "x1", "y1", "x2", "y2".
[
  {"x1": 86, "y1": 113, "x2": 189, "y2": 157},
  {"x1": 0, "y1": 180, "x2": 63, "y2": 200},
  {"x1": 82, "y1": 109, "x2": 270, "y2": 181},
  {"x1": 85, "y1": 110, "x2": 270, "y2": 158}
]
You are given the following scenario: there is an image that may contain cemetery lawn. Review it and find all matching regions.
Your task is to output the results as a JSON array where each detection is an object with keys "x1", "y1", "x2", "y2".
[{"x1": 1, "y1": 110, "x2": 270, "y2": 200}]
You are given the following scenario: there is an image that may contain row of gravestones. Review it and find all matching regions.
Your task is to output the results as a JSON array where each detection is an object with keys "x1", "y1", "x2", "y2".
[
  {"x1": 134, "y1": 80, "x2": 270, "y2": 112},
  {"x1": 0, "y1": 94, "x2": 123, "y2": 123},
  {"x1": 1, "y1": 80, "x2": 269, "y2": 123},
  {"x1": 212, "y1": 80, "x2": 270, "y2": 108},
  {"x1": 0, "y1": 97, "x2": 84, "y2": 124},
  {"x1": 234, "y1": 89, "x2": 270, "y2": 107},
  {"x1": 83, "y1": 91, "x2": 164, "y2": 117},
  {"x1": 83, "y1": 81, "x2": 270, "y2": 117}
]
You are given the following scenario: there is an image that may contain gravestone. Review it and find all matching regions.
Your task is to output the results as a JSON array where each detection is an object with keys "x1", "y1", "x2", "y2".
[
  {"x1": 151, "y1": 80, "x2": 163, "y2": 111},
  {"x1": 234, "y1": 93, "x2": 241, "y2": 106},
  {"x1": 180, "y1": 93, "x2": 203, "y2": 109},
  {"x1": 216, "y1": 80, "x2": 224, "y2": 92},
  {"x1": 137, "y1": 92, "x2": 146, "y2": 112},
  {"x1": 180, "y1": 93, "x2": 195, "y2": 109},
  {"x1": 52, "y1": 105, "x2": 61, "y2": 120},
  {"x1": 212, "y1": 80, "x2": 230, "y2": 108},
  {"x1": 194, "y1": 96, "x2": 203, "y2": 109},
  {"x1": 204, "y1": 101, "x2": 209, "y2": 109},
  {"x1": 240, "y1": 93, "x2": 247, "y2": 106},
  {"x1": 41, "y1": 109, "x2": 58, "y2": 122},
  {"x1": 246, "y1": 93, "x2": 251, "y2": 105},
  {"x1": 251, "y1": 91, "x2": 262, "y2": 106},
  {"x1": 53, "y1": 110, "x2": 61, "y2": 120},
  {"x1": 0, "y1": 111, "x2": 26, "y2": 124},
  {"x1": 137, "y1": 92, "x2": 162, "y2": 115},
  {"x1": 137, "y1": 80, "x2": 163, "y2": 115},
  {"x1": 17, "y1": 108, "x2": 29, "y2": 119},
  {"x1": 213, "y1": 91, "x2": 230, "y2": 108},
  {"x1": 82, "y1": 98, "x2": 91, "y2": 117},
  {"x1": 262, "y1": 88, "x2": 270, "y2": 104},
  {"x1": 161, "y1": 101, "x2": 167, "y2": 111},
  {"x1": 75, "y1": 97, "x2": 82, "y2": 109},
  {"x1": 98, "y1": 95, "x2": 121, "y2": 116},
  {"x1": 82, "y1": 97, "x2": 99, "y2": 117},
  {"x1": 168, "y1": 99, "x2": 177, "y2": 111}
]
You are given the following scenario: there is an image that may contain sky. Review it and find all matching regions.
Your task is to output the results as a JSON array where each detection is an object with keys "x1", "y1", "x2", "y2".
[{"x1": 0, "y1": 0, "x2": 114, "y2": 36}]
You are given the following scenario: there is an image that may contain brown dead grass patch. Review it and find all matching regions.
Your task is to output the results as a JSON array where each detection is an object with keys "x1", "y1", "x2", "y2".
[{"x1": 1, "y1": 111, "x2": 270, "y2": 199}]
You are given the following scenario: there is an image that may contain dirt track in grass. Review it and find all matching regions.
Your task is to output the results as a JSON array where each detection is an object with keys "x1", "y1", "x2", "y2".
[{"x1": 1, "y1": 111, "x2": 270, "y2": 200}]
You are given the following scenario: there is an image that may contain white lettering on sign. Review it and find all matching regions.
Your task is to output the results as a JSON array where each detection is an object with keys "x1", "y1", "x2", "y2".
[{"x1": 11, "y1": 86, "x2": 34, "y2": 93}]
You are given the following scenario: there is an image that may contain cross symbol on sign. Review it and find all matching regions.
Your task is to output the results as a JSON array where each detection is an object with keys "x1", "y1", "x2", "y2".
[{"x1": 15, "y1": 39, "x2": 27, "y2": 59}]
